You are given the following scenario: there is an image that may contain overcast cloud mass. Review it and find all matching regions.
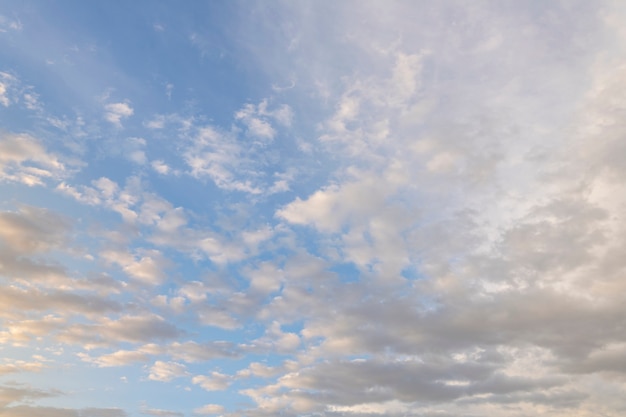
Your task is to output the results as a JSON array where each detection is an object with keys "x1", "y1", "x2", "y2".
[{"x1": 1, "y1": 1, "x2": 626, "y2": 416}]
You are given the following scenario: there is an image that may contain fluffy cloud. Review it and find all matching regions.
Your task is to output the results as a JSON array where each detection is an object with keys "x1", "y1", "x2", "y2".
[
  {"x1": 104, "y1": 102, "x2": 134, "y2": 127},
  {"x1": 191, "y1": 372, "x2": 232, "y2": 391}
]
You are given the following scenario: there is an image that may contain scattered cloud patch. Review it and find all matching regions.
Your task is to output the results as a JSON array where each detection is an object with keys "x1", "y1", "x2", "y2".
[
  {"x1": 104, "y1": 101, "x2": 134, "y2": 127},
  {"x1": 148, "y1": 361, "x2": 189, "y2": 382},
  {"x1": 0, "y1": 133, "x2": 66, "y2": 186}
]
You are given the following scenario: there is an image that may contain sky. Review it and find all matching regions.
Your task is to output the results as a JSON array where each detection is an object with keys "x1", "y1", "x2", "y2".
[{"x1": 1, "y1": 1, "x2": 626, "y2": 416}]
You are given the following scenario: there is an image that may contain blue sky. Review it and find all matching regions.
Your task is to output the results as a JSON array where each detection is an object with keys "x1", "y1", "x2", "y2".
[{"x1": 2, "y1": 1, "x2": 626, "y2": 416}]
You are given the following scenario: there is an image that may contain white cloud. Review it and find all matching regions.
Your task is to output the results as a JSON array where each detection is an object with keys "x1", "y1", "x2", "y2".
[
  {"x1": 147, "y1": 361, "x2": 188, "y2": 382},
  {"x1": 0, "y1": 133, "x2": 66, "y2": 186},
  {"x1": 234, "y1": 100, "x2": 293, "y2": 141},
  {"x1": 85, "y1": 351, "x2": 147, "y2": 367},
  {"x1": 125, "y1": 137, "x2": 147, "y2": 165},
  {"x1": 184, "y1": 126, "x2": 262, "y2": 194},
  {"x1": 191, "y1": 372, "x2": 232, "y2": 391},
  {"x1": 0, "y1": 72, "x2": 16, "y2": 106},
  {"x1": 0, "y1": 360, "x2": 45, "y2": 375},
  {"x1": 101, "y1": 248, "x2": 169, "y2": 286},
  {"x1": 151, "y1": 160, "x2": 171, "y2": 175},
  {"x1": 104, "y1": 101, "x2": 134, "y2": 127}
]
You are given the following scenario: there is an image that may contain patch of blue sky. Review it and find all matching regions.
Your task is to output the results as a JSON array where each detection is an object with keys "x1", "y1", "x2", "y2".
[
  {"x1": 329, "y1": 262, "x2": 361, "y2": 284},
  {"x1": 400, "y1": 264, "x2": 424, "y2": 282}
]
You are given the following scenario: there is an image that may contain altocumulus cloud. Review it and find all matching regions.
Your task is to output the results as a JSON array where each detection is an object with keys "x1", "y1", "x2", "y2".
[{"x1": 1, "y1": 1, "x2": 626, "y2": 416}]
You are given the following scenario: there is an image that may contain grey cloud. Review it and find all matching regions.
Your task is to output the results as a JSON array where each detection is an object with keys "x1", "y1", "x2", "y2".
[
  {"x1": 99, "y1": 314, "x2": 182, "y2": 343},
  {"x1": 169, "y1": 340, "x2": 240, "y2": 362},
  {"x1": 276, "y1": 358, "x2": 560, "y2": 407},
  {"x1": 0, "y1": 250, "x2": 68, "y2": 283},
  {"x1": 57, "y1": 314, "x2": 183, "y2": 348},
  {"x1": 560, "y1": 344, "x2": 626, "y2": 375},
  {"x1": 0, "y1": 206, "x2": 76, "y2": 288},
  {"x1": 78, "y1": 339, "x2": 240, "y2": 369},
  {"x1": 0, "y1": 406, "x2": 127, "y2": 417},
  {"x1": 0, "y1": 206, "x2": 70, "y2": 253},
  {"x1": 0, "y1": 384, "x2": 61, "y2": 407},
  {"x1": 0, "y1": 285, "x2": 123, "y2": 316},
  {"x1": 80, "y1": 409, "x2": 127, "y2": 417},
  {"x1": 458, "y1": 388, "x2": 587, "y2": 408}
]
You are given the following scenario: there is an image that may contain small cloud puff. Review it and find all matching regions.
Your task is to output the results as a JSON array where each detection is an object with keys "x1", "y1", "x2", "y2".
[{"x1": 105, "y1": 101, "x2": 134, "y2": 127}]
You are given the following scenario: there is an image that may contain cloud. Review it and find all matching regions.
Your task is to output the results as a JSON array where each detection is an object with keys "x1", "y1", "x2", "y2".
[
  {"x1": 148, "y1": 361, "x2": 189, "y2": 382},
  {"x1": 168, "y1": 341, "x2": 240, "y2": 363},
  {"x1": 123, "y1": 137, "x2": 147, "y2": 165},
  {"x1": 79, "y1": 349, "x2": 150, "y2": 368},
  {"x1": 0, "y1": 406, "x2": 127, "y2": 417},
  {"x1": 184, "y1": 126, "x2": 262, "y2": 194},
  {"x1": 2, "y1": 2, "x2": 626, "y2": 417},
  {"x1": 104, "y1": 102, "x2": 134, "y2": 127},
  {"x1": 0, "y1": 15, "x2": 22, "y2": 32},
  {"x1": 101, "y1": 248, "x2": 170, "y2": 286},
  {"x1": 0, "y1": 384, "x2": 124, "y2": 416},
  {"x1": 0, "y1": 206, "x2": 70, "y2": 253},
  {"x1": 191, "y1": 372, "x2": 232, "y2": 391},
  {"x1": 182, "y1": 100, "x2": 294, "y2": 194},
  {"x1": 0, "y1": 384, "x2": 60, "y2": 408},
  {"x1": 57, "y1": 314, "x2": 182, "y2": 348},
  {"x1": 193, "y1": 404, "x2": 224, "y2": 415},
  {"x1": 0, "y1": 72, "x2": 16, "y2": 106},
  {"x1": 0, "y1": 205, "x2": 92, "y2": 295},
  {"x1": 0, "y1": 285, "x2": 122, "y2": 319},
  {"x1": 141, "y1": 409, "x2": 183, "y2": 417},
  {"x1": 248, "y1": 321, "x2": 300, "y2": 354},
  {"x1": 151, "y1": 160, "x2": 175, "y2": 175},
  {"x1": 234, "y1": 100, "x2": 293, "y2": 142},
  {"x1": 0, "y1": 133, "x2": 66, "y2": 186},
  {"x1": 0, "y1": 360, "x2": 45, "y2": 375}
]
